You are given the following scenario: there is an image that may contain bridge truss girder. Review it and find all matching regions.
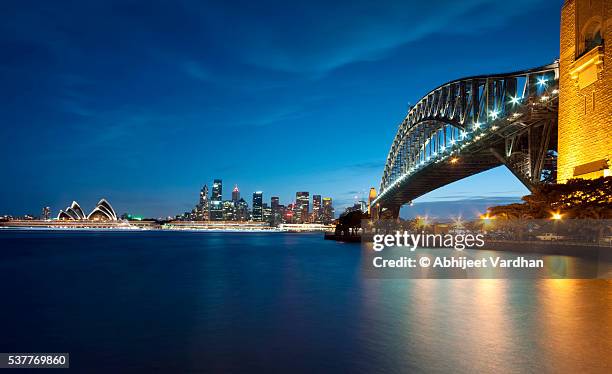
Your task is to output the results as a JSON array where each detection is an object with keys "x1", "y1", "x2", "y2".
[{"x1": 374, "y1": 63, "x2": 560, "y2": 217}]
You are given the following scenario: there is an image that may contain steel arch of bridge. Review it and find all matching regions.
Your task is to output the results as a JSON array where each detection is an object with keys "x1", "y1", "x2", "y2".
[{"x1": 373, "y1": 62, "x2": 560, "y2": 215}]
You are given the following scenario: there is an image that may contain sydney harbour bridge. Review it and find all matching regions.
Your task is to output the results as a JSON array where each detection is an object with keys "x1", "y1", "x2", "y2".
[{"x1": 372, "y1": 63, "x2": 560, "y2": 218}]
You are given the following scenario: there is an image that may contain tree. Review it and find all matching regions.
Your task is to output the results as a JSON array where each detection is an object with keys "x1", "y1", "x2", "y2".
[{"x1": 488, "y1": 176, "x2": 612, "y2": 219}]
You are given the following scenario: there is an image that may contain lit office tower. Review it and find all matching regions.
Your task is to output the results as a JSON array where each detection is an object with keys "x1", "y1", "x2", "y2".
[
  {"x1": 223, "y1": 200, "x2": 235, "y2": 221},
  {"x1": 232, "y1": 185, "x2": 240, "y2": 202},
  {"x1": 271, "y1": 197, "x2": 280, "y2": 226},
  {"x1": 235, "y1": 198, "x2": 249, "y2": 221},
  {"x1": 262, "y1": 203, "x2": 272, "y2": 224},
  {"x1": 252, "y1": 191, "x2": 263, "y2": 221},
  {"x1": 322, "y1": 197, "x2": 334, "y2": 224},
  {"x1": 312, "y1": 195, "x2": 321, "y2": 223},
  {"x1": 285, "y1": 203, "x2": 295, "y2": 223},
  {"x1": 210, "y1": 179, "x2": 223, "y2": 221},
  {"x1": 197, "y1": 185, "x2": 209, "y2": 220},
  {"x1": 295, "y1": 192, "x2": 309, "y2": 223},
  {"x1": 212, "y1": 179, "x2": 222, "y2": 200}
]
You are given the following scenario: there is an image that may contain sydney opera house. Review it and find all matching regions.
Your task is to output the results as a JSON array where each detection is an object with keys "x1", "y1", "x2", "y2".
[{"x1": 57, "y1": 199, "x2": 118, "y2": 221}]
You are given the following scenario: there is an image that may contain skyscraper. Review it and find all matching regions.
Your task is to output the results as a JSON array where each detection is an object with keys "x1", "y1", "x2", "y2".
[
  {"x1": 235, "y1": 198, "x2": 249, "y2": 221},
  {"x1": 232, "y1": 185, "x2": 240, "y2": 202},
  {"x1": 271, "y1": 196, "x2": 281, "y2": 226},
  {"x1": 322, "y1": 197, "x2": 334, "y2": 224},
  {"x1": 262, "y1": 203, "x2": 272, "y2": 224},
  {"x1": 196, "y1": 185, "x2": 209, "y2": 220},
  {"x1": 295, "y1": 192, "x2": 309, "y2": 223},
  {"x1": 210, "y1": 179, "x2": 223, "y2": 221},
  {"x1": 285, "y1": 203, "x2": 295, "y2": 223},
  {"x1": 312, "y1": 195, "x2": 322, "y2": 223},
  {"x1": 223, "y1": 200, "x2": 235, "y2": 221},
  {"x1": 212, "y1": 179, "x2": 222, "y2": 200},
  {"x1": 252, "y1": 191, "x2": 263, "y2": 221}
]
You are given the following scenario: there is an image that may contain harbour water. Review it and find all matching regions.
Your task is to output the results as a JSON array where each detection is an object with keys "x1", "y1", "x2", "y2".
[{"x1": 0, "y1": 230, "x2": 610, "y2": 372}]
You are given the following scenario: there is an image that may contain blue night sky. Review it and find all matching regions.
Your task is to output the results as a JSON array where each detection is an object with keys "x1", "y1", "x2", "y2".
[{"x1": 0, "y1": 0, "x2": 563, "y2": 218}]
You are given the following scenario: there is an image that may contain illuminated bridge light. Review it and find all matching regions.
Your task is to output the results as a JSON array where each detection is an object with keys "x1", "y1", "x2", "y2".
[
  {"x1": 537, "y1": 76, "x2": 547, "y2": 87},
  {"x1": 377, "y1": 64, "x2": 559, "y2": 214},
  {"x1": 509, "y1": 96, "x2": 521, "y2": 105}
]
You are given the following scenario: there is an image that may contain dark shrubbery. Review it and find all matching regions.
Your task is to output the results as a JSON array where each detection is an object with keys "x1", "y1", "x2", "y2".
[{"x1": 489, "y1": 176, "x2": 612, "y2": 219}]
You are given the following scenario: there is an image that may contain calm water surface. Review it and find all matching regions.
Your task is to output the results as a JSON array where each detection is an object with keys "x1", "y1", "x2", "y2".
[{"x1": 0, "y1": 231, "x2": 610, "y2": 373}]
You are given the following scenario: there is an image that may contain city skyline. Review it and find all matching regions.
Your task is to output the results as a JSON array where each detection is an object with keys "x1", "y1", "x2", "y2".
[
  {"x1": 177, "y1": 179, "x2": 335, "y2": 224},
  {"x1": 0, "y1": 0, "x2": 563, "y2": 217}
]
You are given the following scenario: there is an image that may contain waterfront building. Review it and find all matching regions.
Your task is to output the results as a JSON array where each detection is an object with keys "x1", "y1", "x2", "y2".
[
  {"x1": 235, "y1": 198, "x2": 249, "y2": 221},
  {"x1": 223, "y1": 200, "x2": 235, "y2": 221},
  {"x1": 57, "y1": 201, "x2": 86, "y2": 220},
  {"x1": 358, "y1": 200, "x2": 367, "y2": 213},
  {"x1": 58, "y1": 199, "x2": 117, "y2": 221},
  {"x1": 276, "y1": 204, "x2": 286, "y2": 225},
  {"x1": 322, "y1": 197, "x2": 334, "y2": 224},
  {"x1": 88, "y1": 199, "x2": 118, "y2": 221},
  {"x1": 232, "y1": 185, "x2": 240, "y2": 202},
  {"x1": 210, "y1": 179, "x2": 223, "y2": 221},
  {"x1": 42, "y1": 206, "x2": 51, "y2": 220},
  {"x1": 558, "y1": 0, "x2": 612, "y2": 182},
  {"x1": 312, "y1": 195, "x2": 322, "y2": 223},
  {"x1": 252, "y1": 192, "x2": 263, "y2": 221},
  {"x1": 263, "y1": 203, "x2": 272, "y2": 224},
  {"x1": 210, "y1": 200, "x2": 223, "y2": 221},
  {"x1": 196, "y1": 185, "x2": 209, "y2": 220},
  {"x1": 295, "y1": 192, "x2": 309, "y2": 223},
  {"x1": 212, "y1": 179, "x2": 222, "y2": 200},
  {"x1": 271, "y1": 197, "x2": 281, "y2": 226},
  {"x1": 285, "y1": 203, "x2": 295, "y2": 223}
]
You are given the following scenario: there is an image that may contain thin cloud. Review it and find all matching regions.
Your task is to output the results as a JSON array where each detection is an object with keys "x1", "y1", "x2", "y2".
[
  {"x1": 181, "y1": 60, "x2": 213, "y2": 81},
  {"x1": 194, "y1": 0, "x2": 547, "y2": 74},
  {"x1": 346, "y1": 161, "x2": 383, "y2": 170}
]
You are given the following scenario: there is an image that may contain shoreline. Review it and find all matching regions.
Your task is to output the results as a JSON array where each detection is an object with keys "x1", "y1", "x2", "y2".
[{"x1": 0, "y1": 226, "x2": 327, "y2": 233}]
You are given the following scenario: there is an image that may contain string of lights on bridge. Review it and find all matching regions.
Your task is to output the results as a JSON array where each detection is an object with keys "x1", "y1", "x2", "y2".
[{"x1": 374, "y1": 74, "x2": 559, "y2": 206}]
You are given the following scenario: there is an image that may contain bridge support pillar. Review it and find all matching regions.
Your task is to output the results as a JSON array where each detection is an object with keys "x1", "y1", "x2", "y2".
[{"x1": 558, "y1": 0, "x2": 612, "y2": 182}]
